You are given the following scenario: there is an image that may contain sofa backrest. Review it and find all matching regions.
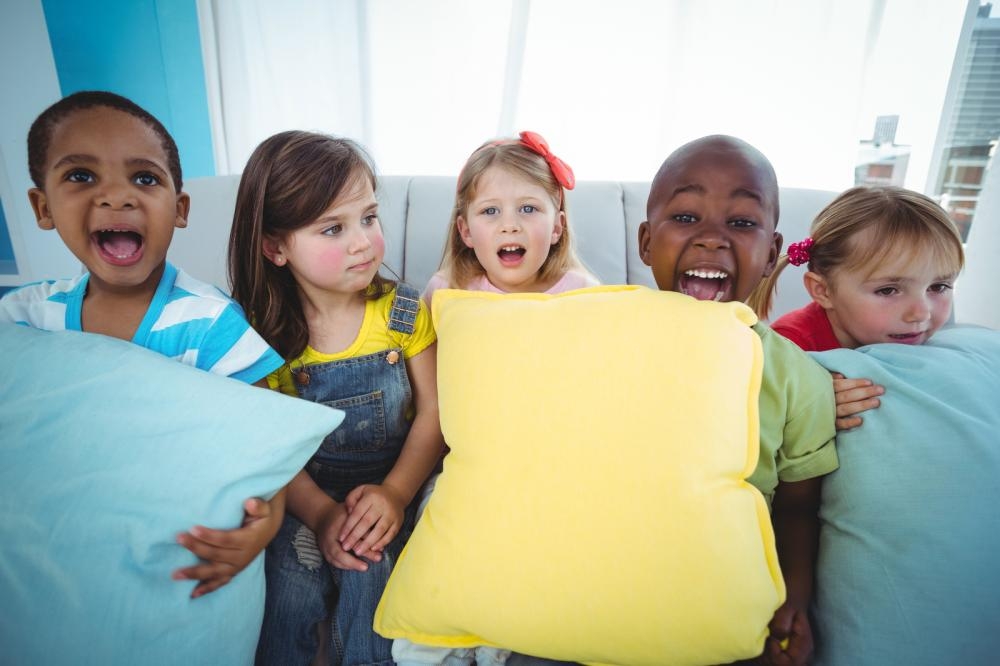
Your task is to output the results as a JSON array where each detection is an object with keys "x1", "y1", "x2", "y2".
[{"x1": 170, "y1": 174, "x2": 837, "y2": 320}]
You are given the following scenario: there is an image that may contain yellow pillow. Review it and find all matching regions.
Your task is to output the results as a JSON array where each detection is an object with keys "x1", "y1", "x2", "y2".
[{"x1": 374, "y1": 285, "x2": 783, "y2": 666}]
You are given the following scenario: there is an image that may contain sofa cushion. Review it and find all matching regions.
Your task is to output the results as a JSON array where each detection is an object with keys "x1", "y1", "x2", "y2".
[
  {"x1": 375, "y1": 285, "x2": 784, "y2": 666},
  {"x1": 0, "y1": 324, "x2": 344, "y2": 665},
  {"x1": 811, "y1": 326, "x2": 1000, "y2": 666}
]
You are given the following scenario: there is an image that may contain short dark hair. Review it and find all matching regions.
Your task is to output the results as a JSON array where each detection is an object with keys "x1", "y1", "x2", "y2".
[{"x1": 27, "y1": 90, "x2": 183, "y2": 191}]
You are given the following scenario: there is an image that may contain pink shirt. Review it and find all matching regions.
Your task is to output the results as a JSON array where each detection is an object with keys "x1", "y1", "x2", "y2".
[{"x1": 422, "y1": 269, "x2": 600, "y2": 305}]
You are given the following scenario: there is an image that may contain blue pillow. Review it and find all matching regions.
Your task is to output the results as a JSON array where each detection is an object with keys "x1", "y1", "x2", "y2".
[
  {"x1": 810, "y1": 326, "x2": 1000, "y2": 666},
  {"x1": 0, "y1": 324, "x2": 343, "y2": 666}
]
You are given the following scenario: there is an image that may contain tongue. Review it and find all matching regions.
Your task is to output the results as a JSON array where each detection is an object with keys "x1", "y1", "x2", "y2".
[
  {"x1": 100, "y1": 231, "x2": 141, "y2": 257},
  {"x1": 684, "y1": 277, "x2": 723, "y2": 301}
]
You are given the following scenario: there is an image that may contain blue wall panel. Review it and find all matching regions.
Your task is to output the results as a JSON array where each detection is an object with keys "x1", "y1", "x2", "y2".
[
  {"x1": 41, "y1": 0, "x2": 215, "y2": 179},
  {"x1": 0, "y1": 198, "x2": 16, "y2": 274}
]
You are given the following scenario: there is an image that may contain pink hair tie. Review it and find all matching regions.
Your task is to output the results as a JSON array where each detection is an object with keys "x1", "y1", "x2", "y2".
[
  {"x1": 518, "y1": 130, "x2": 576, "y2": 190},
  {"x1": 786, "y1": 237, "x2": 814, "y2": 266}
]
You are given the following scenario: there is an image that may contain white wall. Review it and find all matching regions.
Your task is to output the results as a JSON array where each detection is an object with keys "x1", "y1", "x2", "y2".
[{"x1": 0, "y1": 0, "x2": 77, "y2": 286}]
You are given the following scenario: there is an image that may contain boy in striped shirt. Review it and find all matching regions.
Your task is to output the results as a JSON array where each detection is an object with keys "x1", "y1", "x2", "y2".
[{"x1": 0, "y1": 90, "x2": 285, "y2": 598}]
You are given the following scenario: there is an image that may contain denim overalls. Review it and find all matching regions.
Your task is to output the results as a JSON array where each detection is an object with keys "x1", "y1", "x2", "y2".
[{"x1": 256, "y1": 284, "x2": 420, "y2": 666}]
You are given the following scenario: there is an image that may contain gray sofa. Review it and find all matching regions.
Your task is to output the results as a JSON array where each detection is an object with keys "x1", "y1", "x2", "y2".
[{"x1": 171, "y1": 175, "x2": 839, "y2": 320}]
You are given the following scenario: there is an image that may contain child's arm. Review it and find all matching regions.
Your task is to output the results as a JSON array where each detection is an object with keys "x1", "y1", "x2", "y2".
[
  {"x1": 173, "y1": 488, "x2": 286, "y2": 598},
  {"x1": 284, "y1": 470, "x2": 371, "y2": 571},
  {"x1": 760, "y1": 476, "x2": 822, "y2": 666},
  {"x1": 831, "y1": 372, "x2": 884, "y2": 431},
  {"x1": 339, "y1": 344, "x2": 444, "y2": 558}
]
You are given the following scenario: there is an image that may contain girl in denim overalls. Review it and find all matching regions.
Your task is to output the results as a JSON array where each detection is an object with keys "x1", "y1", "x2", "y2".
[
  {"x1": 395, "y1": 132, "x2": 598, "y2": 666},
  {"x1": 228, "y1": 131, "x2": 444, "y2": 666}
]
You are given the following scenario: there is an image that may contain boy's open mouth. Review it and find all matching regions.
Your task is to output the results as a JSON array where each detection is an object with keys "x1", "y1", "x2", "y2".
[
  {"x1": 93, "y1": 229, "x2": 144, "y2": 266},
  {"x1": 679, "y1": 268, "x2": 731, "y2": 302},
  {"x1": 497, "y1": 244, "x2": 526, "y2": 266}
]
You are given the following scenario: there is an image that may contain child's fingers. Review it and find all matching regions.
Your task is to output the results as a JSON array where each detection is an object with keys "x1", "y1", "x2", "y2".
[
  {"x1": 242, "y1": 496, "x2": 270, "y2": 521},
  {"x1": 181, "y1": 525, "x2": 247, "y2": 552},
  {"x1": 329, "y1": 546, "x2": 370, "y2": 572},
  {"x1": 339, "y1": 503, "x2": 379, "y2": 550},
  {"x1": 344, "y1": 485, "x2": 367, "y2": 512},
  {"x1": 835, "y1": 383, "x2": 884, "y2": 407},
  {"x1": 172, "y1": 560, "x2": 236, "y2": 584},
  {"x1": 357, "y1": 521, "x2": 397, "y2": 557},
  {"x1": 189, "y1": 574, "x2": 234, "y2": 599},
  {"x1": 835, "y1": 414, "x2": 864, "y2": 431},
  {"x1": 831, "y1": 376, "x2": 873, "y2": 391},
  {"x1": 836, "y1": 396, "x2": 881, "y2": 418}
]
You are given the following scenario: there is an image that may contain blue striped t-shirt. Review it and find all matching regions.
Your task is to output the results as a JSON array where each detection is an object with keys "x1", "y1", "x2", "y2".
[{"x1": 0, "y1": 262, "x2": 282, "y2": 384}]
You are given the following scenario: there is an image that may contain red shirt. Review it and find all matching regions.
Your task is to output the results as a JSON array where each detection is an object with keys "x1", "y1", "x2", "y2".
[{"x1": 771, "y1": 301, "x2": 842, "y2": 351}]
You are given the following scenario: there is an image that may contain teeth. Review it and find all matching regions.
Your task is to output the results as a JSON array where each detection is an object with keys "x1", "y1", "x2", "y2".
[
  {"x1": 685, "y1": 269, "x2": 728, "y2": 279},
  {"x1": 499, "y1": 245, "x2": 522, "y2": 252},
  {"x1": 713, "y1": 292, "x2": 725, "y2": 302}
]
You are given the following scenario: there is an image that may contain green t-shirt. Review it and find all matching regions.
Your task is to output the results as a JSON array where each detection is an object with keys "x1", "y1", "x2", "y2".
[{"x1": 748, "y1": 322, "x2": 838, "y2": 506}]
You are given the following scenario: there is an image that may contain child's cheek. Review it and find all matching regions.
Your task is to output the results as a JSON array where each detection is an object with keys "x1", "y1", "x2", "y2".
[
  {"x1": 318, "y1": 246, "x2": 349, "y2": 272},
  {"x1": 370, "y1": 233, "x2": 386, "y2": 262}
]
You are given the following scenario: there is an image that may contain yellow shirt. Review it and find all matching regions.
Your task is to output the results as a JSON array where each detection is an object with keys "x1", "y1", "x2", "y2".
[{"x1": 268, "y1": 287, "x2": 436, "y2": 397}]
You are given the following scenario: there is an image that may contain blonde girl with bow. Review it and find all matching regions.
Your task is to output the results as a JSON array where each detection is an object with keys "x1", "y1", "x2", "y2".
[{"x1": 394, "y1": 132, "x2": 597, "y2": 666}]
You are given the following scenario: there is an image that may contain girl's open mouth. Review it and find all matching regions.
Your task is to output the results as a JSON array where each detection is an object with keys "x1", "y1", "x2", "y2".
[
  {"x1": 679, "y1": 268, "x2": 731, "y2": 302},
  {"x1": 497, "y1": 244, "x2": 526, "y2": 267},
  {"x1": 93, "y1": 229, "x2": 144, "y2": 266},
  {"x1": 889, "y1": 332, "x2": 926, "y2": 345}
]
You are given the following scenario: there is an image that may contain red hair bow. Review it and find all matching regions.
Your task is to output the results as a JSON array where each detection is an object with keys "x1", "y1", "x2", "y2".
[{"x1": 518, "y1": 131, "x2": 576, "y2": 190}]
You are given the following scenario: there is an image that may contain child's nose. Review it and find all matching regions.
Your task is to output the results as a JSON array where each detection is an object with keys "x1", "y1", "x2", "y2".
[
  {"x1": 692, "y1": 221, "x2": 731, "y2": 249},
  {"x1": 500, "y1": 211, "x2": 522, "y2": 232},
  {"x1": 904, "y1": 296, "x2": 932, "y2": 322},
  {"x1": 347, "y1": 226, "x2": 373, "y2": 252},
  {"x1": 96, "y1": 181, "x2": 137, "y2": 209}
]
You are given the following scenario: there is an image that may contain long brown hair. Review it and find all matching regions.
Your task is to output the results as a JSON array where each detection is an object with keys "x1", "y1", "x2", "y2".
[
  {"x1": 748, "y1": 185, "x2": 965, "y2": 319},
  {"x1": 438, "y1": 138, "x2": 589, "y2": 288},
  {"x1": 227, "y1": 131, "x2": 393, "y2": 360}
]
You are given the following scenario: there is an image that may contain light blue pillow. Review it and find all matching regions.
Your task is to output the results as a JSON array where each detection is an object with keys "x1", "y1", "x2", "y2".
[
  {"x1": 0, "y1": 324, "x2": 343, "y2": 666},
  {"x1": 811, "y1": 326, "x2": 1000, "y2": 666}
]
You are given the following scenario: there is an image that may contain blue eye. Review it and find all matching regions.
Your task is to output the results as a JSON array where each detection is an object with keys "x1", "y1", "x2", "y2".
[
  {"x1": 134, "y1": 172, "x2": 160, "y2": 186},
  {"x1": 362, "y1": 214, "x2": 379, "y2": 226},
  {"x1": 521, "y1": 204, "x2": 537, "y2": 214},
  {"x1": 66, "y1": 169, "x2": 94, "y2": 184},
  {"x1": 482, "y1": 206, "x2": 499, "y2": 216}
]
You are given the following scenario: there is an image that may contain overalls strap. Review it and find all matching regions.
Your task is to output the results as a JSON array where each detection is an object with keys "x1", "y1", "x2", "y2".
[{"x1": 387, "y1": 282, "x2": 420, "y2": 335}]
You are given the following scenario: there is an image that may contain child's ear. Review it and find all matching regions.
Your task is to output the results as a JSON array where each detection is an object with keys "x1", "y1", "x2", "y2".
[
  {"x1": 761, "y1": 231, "x2": 783, "y2": 277},
  {"x1": 457, "y1": 216, "x2": 475, "y2": 249},
  {"x1": 637, "y1": 221, "x2": 652, "y2": 266},
  {"x1": 550, "y1": 211, "x2": 566, "y2": 245},
  {"x1": 262, "y1": 235, "x2": 287, "y2": 267},
  {"x1": 174, "y1": 192, "x2": 191, "y2": 229},
  {"x1": 804, "y1": 271, "x2": 834, "y2": 308},
  {"x1": 28, "y1": 188, "x2": 54, "y2": 230}
]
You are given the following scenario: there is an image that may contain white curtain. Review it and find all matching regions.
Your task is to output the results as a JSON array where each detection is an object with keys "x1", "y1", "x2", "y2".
[{"x1": 199, "y1": 0, "x2": 969, "y2": 192}]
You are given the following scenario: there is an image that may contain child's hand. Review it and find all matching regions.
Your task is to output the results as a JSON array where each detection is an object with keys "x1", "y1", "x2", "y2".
[
  {"x1": 758, "y1": 600, "x2": 813, "y2": 666},
  {"x1": 313, "y1": 501, "x2": 371, "y2": 572},
  {"x1": 339, "y1": 484, "x2": 405, "y2": 560},
  {"x1": 831, "y1": 372, "x2": 884, "y2": 431},
  {"x1": 173, "y1": 492, "x2": 284, "y2": 598}
]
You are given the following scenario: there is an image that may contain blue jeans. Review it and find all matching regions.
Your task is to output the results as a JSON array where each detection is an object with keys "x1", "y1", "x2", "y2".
[
  {"x1": 256, "y1": 285, "x2": 420, "y2": 666},
  {"x1": 255, "y1": 508, "x2": 410, "y2": 666}
]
